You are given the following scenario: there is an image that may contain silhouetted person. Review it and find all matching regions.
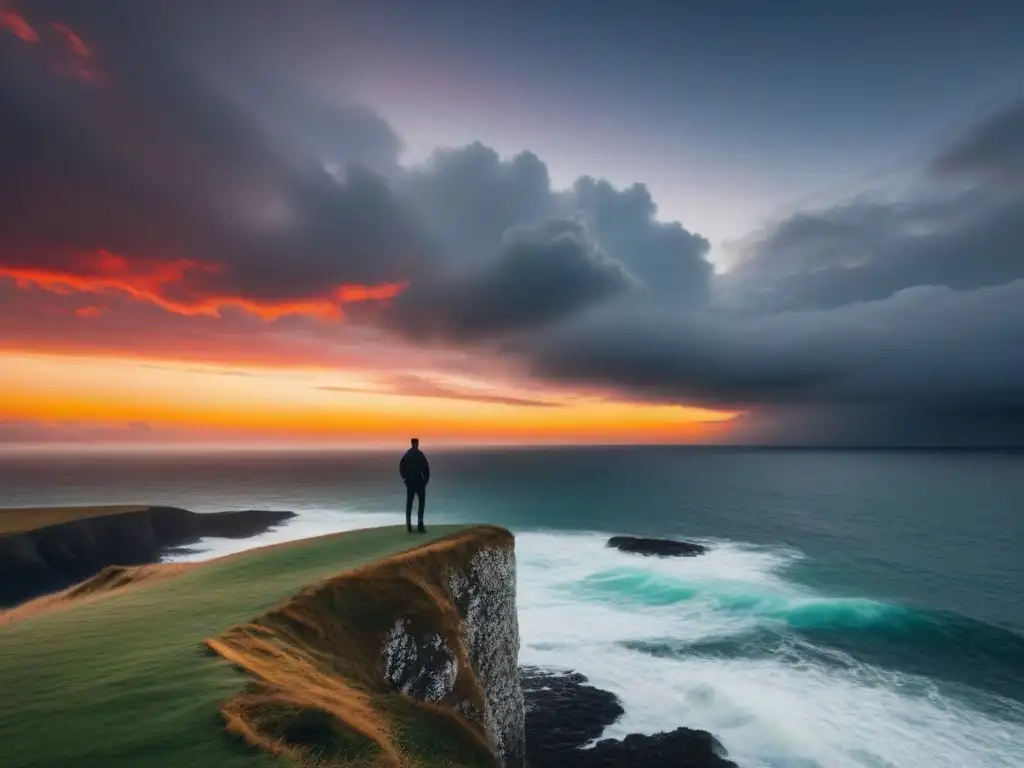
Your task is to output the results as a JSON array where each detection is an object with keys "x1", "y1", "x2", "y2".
[{"x1": 400, "y1": 437, "x2": 430, "y2": 533}]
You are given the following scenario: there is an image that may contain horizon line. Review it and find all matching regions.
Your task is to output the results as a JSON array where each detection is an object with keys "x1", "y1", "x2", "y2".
[{"x1": 2, "y1": 442, "x2": 1023, "y2": 455}]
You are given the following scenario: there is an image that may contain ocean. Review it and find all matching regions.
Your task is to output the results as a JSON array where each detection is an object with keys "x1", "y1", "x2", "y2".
[{"x1": 3, "y1": 446, "x2": 1024, "y2": 768}]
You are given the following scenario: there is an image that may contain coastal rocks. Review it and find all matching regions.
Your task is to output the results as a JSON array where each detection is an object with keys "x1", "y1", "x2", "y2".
[
  {"x1": 607, "y1": 536, "x2": 708, "y2": 558},
  {"x1": 585, "y1": 730, "x2": 736, "y2": 768},
  {"x1": 521, "y1": 668, "x2": 736, "y2": 768},
  {"x1": 0, "y1": 506, "x2": 295, "y2": 607},
  {"x1": 189, "y1": 509, "x2": 298, "y2": 539},
  {"x1": 521, "y1": 667, "x2": 624, "y2": 755}
]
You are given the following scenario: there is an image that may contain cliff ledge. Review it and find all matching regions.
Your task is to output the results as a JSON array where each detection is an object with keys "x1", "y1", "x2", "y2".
[{"x1": 0, "y1": 505, "x2": 295, "y2": 607}]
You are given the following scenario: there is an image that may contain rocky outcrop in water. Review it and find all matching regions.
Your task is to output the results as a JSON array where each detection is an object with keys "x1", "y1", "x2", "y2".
[
  {"x1": 0, "y1": 506, "x2": 295, "y2": 607},
  {"x1": 521, "y1": 668, "x2": 736, "y2": 768},
  {"x1": 607, "y1": 536, "x2": 708, "y2": 558}
]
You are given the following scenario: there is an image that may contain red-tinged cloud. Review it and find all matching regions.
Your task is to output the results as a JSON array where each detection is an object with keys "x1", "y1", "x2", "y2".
[
  {"x1": 1, "y1": 8, "x2": 38, "y2": 43},
  {"x1": 1, "y1": 5, "x2": 103, "y2": 82},
  {"x1": 50, "y1": 20, "x2": 104, "y2": 83},
  {"x1": 50, "y1": 21, "x2": 87, "y2": 57},
  {"x1": 0, "y1": 251, "x2": 407, "y2": 322}
]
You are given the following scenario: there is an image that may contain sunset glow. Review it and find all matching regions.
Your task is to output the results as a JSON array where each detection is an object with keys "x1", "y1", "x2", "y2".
[{"x1": 0, "y1": 353, "x2": 738, "y2": 446}]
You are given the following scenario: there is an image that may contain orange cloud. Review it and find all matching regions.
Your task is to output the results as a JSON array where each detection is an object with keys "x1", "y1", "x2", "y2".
[
  {"x1": 336, "y1": 283, "x2": 408, "y2": 302},
  {"x1": 1, "y1": 251, "x2": 408, "y2": 322},
  {"x1": 75, "y1": 306, "x2": 105, "y2": 319},
  {"x1": 0, "y1": 8, "x2": 38, "y2": 43}
]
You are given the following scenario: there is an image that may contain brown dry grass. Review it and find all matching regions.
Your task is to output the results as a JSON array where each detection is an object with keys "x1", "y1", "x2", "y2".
[
  {"x1": 0, "y1": 562, "x2": 193, "y2": 626},
  {"x1": 0, "y1": 504, "x2": 146, "y2": 535},
  {"x1": 208, "y1": 526, "x2": 512, "y2": 768}
]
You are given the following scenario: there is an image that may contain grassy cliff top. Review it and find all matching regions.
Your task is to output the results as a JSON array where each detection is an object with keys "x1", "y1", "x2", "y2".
[
  {"x1": 0, "y1": 523, "x2": 502, "y2": 768},
  {"x1": 0, "y1": 505, "x2": 147, "y2": 535}
]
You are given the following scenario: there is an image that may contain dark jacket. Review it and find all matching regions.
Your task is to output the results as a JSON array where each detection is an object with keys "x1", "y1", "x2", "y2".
[{"x1": 400, "y1": 448, "x2": 430, "y2": 486}]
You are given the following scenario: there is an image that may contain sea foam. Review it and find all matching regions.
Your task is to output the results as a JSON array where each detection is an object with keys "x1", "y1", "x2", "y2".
[{"x1": 514, "y1": 530, "x2": 1024, "y2": 768}]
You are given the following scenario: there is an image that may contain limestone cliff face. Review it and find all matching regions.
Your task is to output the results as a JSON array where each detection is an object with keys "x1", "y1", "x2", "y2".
[{"x1": 382, "y1": 532, "x2": 525, "y2": 767}]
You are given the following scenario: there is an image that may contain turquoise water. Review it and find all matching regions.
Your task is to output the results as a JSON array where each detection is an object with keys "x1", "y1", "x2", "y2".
[{"x1": 3, "y1": 447, "x2": 1024, "y2": 767}]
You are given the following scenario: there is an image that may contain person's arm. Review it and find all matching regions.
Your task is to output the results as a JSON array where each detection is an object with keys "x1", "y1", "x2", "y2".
[
  {"x1": 422, "y1": 454, "x2": 431, "y2": 485},
  {"x1": 399, "y1": 454, "x2": 408, "y2": 481}
]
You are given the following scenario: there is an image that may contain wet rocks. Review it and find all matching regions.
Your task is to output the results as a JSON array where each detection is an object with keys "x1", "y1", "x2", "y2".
[
  {"x1": 521, "y1": 667, "x2": 623, "y2": 756},
  {"x1": 585, "y1": 730, "x2": 736, "y2": 768},
  {"x1": 607, "y1": 536, "x2": 708, "y2": 558},
  {"x1": 521, "y1": 667, "x2": 736, "y2": 768}
]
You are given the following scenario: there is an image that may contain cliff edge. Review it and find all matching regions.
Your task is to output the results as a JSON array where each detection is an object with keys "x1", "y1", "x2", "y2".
[
  {"x1": 0, "y1": 506, "x2": 295, "y2": 607},
  {"x1": 209, "y1": 525, "x2": 524, "y2": 767}
]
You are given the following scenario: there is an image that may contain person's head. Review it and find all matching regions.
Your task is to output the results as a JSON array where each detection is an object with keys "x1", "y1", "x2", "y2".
[{"x1": 411, "y1": 438, "x2": 419, "y2": 449}]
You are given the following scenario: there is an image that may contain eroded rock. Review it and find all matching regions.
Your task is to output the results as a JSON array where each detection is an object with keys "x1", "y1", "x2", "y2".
[{"x1": 383, "y1": 619, "x2": 458, "y2": 702}]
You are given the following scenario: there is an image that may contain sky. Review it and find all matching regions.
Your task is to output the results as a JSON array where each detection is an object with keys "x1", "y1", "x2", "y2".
[{"x1": 2, "y1": 0, "x2": 1023, "y2": 447}]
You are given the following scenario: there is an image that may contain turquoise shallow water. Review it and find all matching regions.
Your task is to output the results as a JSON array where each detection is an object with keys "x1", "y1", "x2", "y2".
[{"x1": 3, "y1": 446, "x2": 1024, "y2": 767}]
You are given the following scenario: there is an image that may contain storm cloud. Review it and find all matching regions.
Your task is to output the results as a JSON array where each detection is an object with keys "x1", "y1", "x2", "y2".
[
  {"x1": 520, "y1": 99, "x2": 1024, "y2": 443},
  {"x1": 2, "y1": 0, "x2": 1023, "y2": 444},
  {"x1": 719, "y1": 99, "x2": 1024, "y2": 313}
]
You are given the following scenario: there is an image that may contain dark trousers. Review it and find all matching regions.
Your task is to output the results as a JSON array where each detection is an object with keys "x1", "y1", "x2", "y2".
[{"x1": 405, "y1": 482, "x2": 426, "y2": 529}]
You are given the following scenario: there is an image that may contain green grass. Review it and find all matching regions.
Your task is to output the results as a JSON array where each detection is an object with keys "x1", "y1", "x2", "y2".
[{"x1": 0, "y1": 525, "x2": 471, "y2": 768}]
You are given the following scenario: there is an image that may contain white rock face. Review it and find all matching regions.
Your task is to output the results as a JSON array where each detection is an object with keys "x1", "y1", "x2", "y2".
[
  {"x1": 449, "y1": 546, "x2": 525, "y2": 768},
  {"x1": 383, "y1": 619, "x2": 459, "y2": 702},
  {"x1": 379, "y1": 541, "x2": 525, "y2": 768}
]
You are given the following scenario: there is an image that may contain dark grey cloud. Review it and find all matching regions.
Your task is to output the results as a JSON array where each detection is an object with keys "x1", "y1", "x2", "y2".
[
  {"x1": 402, "y1": 149, "x2": 713, "y2": 302},
  {"x1": 532, "y1": 281, "x2": 1024, "y2": 408},
  {"x1": 527, "y1": 280, "x2": 1024, "y2": 443},
  {"x1": 933, "y1": 99, "x2": 1024, "y2": 182},
  {"x1": 719, "y1": 99, "x2": 1024, "y2": 313},
  {"x1": 572, "y1": 177, "x2": 712, "y2": 304},
  {"x1": 389, "y1": 145, "x2": 713, "y2": 337},
  {"x1": 0, "y1": 0, "x2": 427, "y2": 304},
  {"x1": 513, "y1": 97, "x2": 1024, "y2": 446},
  {"x1": 405, "y1": 143, "x2": 555, "y2": 266},
  {"x1": 389, "y1": 218, "x2": 638, "y2": 341}
]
